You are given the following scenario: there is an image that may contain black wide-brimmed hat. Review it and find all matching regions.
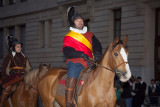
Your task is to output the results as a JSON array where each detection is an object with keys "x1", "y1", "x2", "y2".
[{"x1": 67, "y1": 6, "x2": 82, "y2": 27}]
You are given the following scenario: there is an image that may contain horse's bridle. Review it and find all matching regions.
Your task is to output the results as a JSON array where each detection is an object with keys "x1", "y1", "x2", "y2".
[{"x1": 87, "y1": 59, "x2": 128, "y2": 75}]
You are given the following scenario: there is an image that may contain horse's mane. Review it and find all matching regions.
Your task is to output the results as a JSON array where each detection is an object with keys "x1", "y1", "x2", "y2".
[
  {"x1": 24, "y1": 69, "x2": 39, "y2": 88},
  {"x1": 24, "y1": 68, "x2": 48, "y2": 90}
]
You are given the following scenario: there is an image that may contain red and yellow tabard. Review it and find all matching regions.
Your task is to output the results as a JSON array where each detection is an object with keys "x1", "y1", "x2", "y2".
[{"x1": 63, "y1": 31, "x2": 93, "y2": 58}]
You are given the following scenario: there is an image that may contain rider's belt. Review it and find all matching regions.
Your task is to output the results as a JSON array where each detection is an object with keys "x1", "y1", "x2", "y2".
[{"x1": 10, "y1": 67, "x2": 24, "y2": 70}]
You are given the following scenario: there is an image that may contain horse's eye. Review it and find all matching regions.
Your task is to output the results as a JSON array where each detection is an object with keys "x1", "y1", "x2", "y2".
[{"x1": 114, "y1": 53, "x2": 118, "y2": 56}]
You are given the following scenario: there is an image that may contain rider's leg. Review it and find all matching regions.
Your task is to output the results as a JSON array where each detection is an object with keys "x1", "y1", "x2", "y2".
[
  {"x1": 65, "y1": 61, "x2": 84, "y2": 107},
  {"x1": 0, "y1": 85, "x2": 12, "y2": 107},
  {"x1": 65, "y1": 77, "x2": 77, "y2": 107}
]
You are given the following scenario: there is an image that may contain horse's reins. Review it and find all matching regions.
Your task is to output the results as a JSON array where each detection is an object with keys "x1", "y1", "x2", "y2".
[
  {"x1": 87, "y1": 59, "x2": 115, "y2": 73},
  {"x1": 87, "y1": 58, "x2": 128, "y2": 75}
]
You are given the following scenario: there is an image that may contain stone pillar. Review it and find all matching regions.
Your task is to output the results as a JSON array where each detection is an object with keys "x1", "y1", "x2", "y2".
[
  {"x1": 39, "y1": 21, "x2": 44, "y2": 48},
  {"x1": 16, "y1": 0, "x2": 21, "y2": 3},
  {"x1": 58, "y1": 6, "x2": 67, "y2": 26},
  {"x1": 3, "y1": 27, "x2": 9, "y2": 54},
  {"x1": 44, "y1": 20, "x2": 51, "y2": 48},
  {"x1": 4, "y1": 0, "x2": 9, "y2": 6},
  {"x1": 15, "y1": 25, "x2": 20, "y2": 41},
  {"x1": 143, "y1": 4, "x2": 155, "y2": 86},
  {"x1": 108, "y1": 10, "x2": 114, "y2": 43}
]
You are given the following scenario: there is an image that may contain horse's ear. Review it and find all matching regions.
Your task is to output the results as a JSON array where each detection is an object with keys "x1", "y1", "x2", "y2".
[
  {"x1": 48, "y1": 64, "x2": 51, "y2": 70},
  {"x1": 113, "y1": 36, "x2": 119, "y2": 45},
  {"x1": 123, "y1": 35, "x2": 128, "y2": 45},
  {"x1": 109, "y1": 36, "x2": 119, "y2": 48},
  {"x1": 39, "y1": 63, "x2": 43, "y2": 72}
]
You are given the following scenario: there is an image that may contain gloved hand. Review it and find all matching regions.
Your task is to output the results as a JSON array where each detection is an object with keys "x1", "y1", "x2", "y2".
[
  {"x1": 9, "y1": 70, "x2": 15, "y2": 76},
  {"x1": 94, "y1": 52, "x2": 102, "y2": 62},
  {"x1": 91, "y1": 64, "x2": 97, "y2": 70},
  {"x1": 81, "y1": 53, "x2": 89, "y2": 61}
]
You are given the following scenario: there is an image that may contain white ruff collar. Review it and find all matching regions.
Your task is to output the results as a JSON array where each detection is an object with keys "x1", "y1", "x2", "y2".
[
  {"x1": 69, "y1": 26, "x2": 87, "y2": 34},
  {"x1": 12, "y1": 52, "x2": 25, "y2": 57}
]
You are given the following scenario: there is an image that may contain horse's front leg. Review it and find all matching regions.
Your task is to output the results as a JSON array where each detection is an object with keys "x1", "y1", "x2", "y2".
[
  {"x1": 78, "y1": 92, "x2": 98, "y2": 107},
  {"x1": 38, "y1": 76, "x2": 58, "y2": 107}
]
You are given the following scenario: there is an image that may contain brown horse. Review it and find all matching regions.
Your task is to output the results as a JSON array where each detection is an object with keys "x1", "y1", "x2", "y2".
[
  {"x1": 38, "y1": 36, "x2": 131, "y2": 107},
  {"x1": 4, "y1": 64, "x2": 50, "y2": 107}
]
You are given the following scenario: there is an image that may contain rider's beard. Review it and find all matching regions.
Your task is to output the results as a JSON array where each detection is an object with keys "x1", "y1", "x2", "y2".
[
  {"x1": 75, "y1": 23, "x2": 84, "y2": 30},
  {"x1": 76, "y1": 25, "x2": 84, "y2": 30}
]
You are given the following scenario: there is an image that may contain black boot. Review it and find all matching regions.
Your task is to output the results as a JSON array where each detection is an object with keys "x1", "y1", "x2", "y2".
[{"x1": 65, "y1": 77, "x2": 77, "y2": 107}]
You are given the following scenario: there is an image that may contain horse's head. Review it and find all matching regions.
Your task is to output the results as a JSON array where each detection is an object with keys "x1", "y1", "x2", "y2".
[
  {"x1": 39, "y1": 64, "x2": 51, "y2": 72},
  {"x1": 108, "y1": 36, "x2": 131, "y2": 82},
  {"x1": 24, "y1": 64, "x2": 51, "y2": 90},
  {"x1": 39, "y1": 64, "x2": 51, "y2": 79}
]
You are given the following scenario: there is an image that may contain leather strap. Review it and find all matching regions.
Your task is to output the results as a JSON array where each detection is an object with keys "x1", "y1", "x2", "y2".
[
  {"x1": 66, "y1": 87, "x2": 74, "y2": 91},
  {"x1": 10, "y1": 67, "x2": 24, "y2": 70}
]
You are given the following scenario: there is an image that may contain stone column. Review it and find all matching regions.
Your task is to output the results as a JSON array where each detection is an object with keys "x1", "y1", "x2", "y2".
[
  {"x1": 39, "y1": 21, "x2": 44, "y2": 48},
  {"x1": 143, "y1": 4, "x2": 155, "y2": 86},
  {"x1": 15, "y1": 25, "x2": 20, "y2": 41},
  {"x1": 44, "y1": 20, "x2": 51, "y2": 48},
  {"x1": 3, "y1": 27, "x2": 9, "y2": 54},
  {"x1": 108, "y1": 10, "x2": 114, "y2": 43},
  {"x1": 16, "y1": 0, "x2": 21, "y2": 3},
  {"x1": 4, "y1": 0, "x2": 9, "y2": 6}
]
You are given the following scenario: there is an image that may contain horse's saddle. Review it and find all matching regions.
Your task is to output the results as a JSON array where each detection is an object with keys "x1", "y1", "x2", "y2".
[{"x1": 56, "y1": 67, "x2": 92, "y2": 97}]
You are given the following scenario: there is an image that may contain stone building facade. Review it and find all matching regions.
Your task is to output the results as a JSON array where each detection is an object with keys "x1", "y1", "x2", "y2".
[{"x1": 0, "y1": 0, "x2": 160, "y2": 85}]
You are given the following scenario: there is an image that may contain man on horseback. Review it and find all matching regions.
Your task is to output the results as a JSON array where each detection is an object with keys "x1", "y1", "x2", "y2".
[
  {"x1": 0, "y1": 35, "x2": 32, "y2": 107},
  {"x1": 63, "y1": 6, "x2": 102, "y2": 107}
]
